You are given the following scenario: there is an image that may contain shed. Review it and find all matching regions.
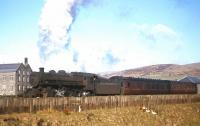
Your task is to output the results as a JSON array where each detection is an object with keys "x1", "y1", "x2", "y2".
[{"x1": 178, "y1": 76, "x2": 200, "y2": 94}]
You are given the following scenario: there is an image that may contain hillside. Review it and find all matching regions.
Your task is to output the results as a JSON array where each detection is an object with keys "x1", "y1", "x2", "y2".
[{"x1": 103, "y1": 62, "x2": 200, "y2": 80}]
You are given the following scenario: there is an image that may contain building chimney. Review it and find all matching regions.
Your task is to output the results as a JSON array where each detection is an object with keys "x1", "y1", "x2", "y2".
[
  {"x1": 24, "y1": 57, "x2": 28, "y2": 66},
  {"x1": 39, "y1": 67, "x2": 44, "y2": 73}
]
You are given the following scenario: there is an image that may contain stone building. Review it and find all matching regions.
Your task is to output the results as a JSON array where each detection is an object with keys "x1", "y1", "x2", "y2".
[{"x1": 0, "y1": 58, "x2": 32, "y2": 95}]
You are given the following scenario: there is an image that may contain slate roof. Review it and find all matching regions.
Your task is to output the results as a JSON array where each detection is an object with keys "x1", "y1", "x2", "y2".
[
  {"x1": 178, "y1": 76, "x2": 200, "y2": 83},
  {"x1": 0, "y1": 63, "x2": 21, "y2": 72}
]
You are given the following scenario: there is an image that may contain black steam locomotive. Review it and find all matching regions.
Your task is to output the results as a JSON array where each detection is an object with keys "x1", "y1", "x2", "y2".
[{"x1": 24, "y1": 68, "x2": 197, "y2": 97}]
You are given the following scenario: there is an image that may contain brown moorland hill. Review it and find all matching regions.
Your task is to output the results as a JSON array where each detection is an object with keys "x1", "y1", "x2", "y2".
[{"x1": 103, "y1": 62, "x2": 200, "y2": 80}]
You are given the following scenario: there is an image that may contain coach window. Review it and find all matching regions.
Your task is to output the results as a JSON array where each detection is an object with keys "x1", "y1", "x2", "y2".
[
  {"x1": 163, "y1": 84, "x2": 167, "y2": 89},
  {"x1": 152, "y1": 84, "x2": 156, "y2": 89},
  {"x1": 159, "y1": 84, "x2": 163, "y2": 89},
  {"x1": 156, "y1": 84, "x2": 159, "y2": 89},
  {"x1": 146, "y1": 83, "x2": 151, "y2": 89},
  {"x1": 121, "y1": 82, "x2": 123, "y2": 87}
]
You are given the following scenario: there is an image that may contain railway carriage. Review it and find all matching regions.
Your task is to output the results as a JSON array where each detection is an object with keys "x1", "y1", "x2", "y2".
[
  {"x1": 122, "y1": 78, "x2": 171, "y2": 95},
  {"x1": 169, "y1": 81, "x2": 197, "y2": 94}
]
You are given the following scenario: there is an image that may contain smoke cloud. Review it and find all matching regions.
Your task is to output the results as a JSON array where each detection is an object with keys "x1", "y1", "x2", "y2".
[
  {"x1": 38, "y1": 0, "x2": 92, "y2": 62},
  {"x1": 37, "y1": 0, "x2": 185, "y2": 73}
]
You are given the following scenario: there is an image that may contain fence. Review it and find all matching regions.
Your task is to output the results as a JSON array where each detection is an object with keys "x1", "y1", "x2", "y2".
[{"x1": 0, "y1": 94, "x2": 200, "y2": 114}]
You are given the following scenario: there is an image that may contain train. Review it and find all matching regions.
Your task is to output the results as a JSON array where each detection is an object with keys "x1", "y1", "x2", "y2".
[{"x1": 24, "y1": 68, "x2": 197, "y2": 97}]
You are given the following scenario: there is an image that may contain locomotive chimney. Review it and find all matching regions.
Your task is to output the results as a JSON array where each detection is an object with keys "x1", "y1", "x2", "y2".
[
  {"x1": 39, "y1": 67, "x2": 44, "y2": 73},
  {"x1": 24, "y1": 57, "x2": 28, "y2": 66}
]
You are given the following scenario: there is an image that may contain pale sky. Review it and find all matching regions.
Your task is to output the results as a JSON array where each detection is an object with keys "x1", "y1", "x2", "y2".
[{"x1": 1, "y1": 0, "x2": 200, "y2": 73}]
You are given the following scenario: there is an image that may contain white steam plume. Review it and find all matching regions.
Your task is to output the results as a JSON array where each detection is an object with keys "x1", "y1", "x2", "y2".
[
  {"x1": 38, "y1": 0, "x2": 91, "y2": 62},
  {"x1": 37, "y1": 0, "x2": 183, "y2": 73}
]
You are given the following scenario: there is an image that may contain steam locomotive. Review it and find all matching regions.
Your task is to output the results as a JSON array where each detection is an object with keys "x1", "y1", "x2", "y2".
[{"x1": 24, "y1": 68, "x2": 197, "y2": 97}]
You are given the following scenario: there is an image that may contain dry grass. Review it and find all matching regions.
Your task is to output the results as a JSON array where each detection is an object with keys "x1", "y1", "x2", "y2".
[{"x1": 0, "y1": 102, "x2": 200, "y2": 126}]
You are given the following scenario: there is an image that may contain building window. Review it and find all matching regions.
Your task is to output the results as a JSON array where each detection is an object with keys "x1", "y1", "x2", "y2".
[
  {"x1": 23, "y1": 77, "x2": 26, "y2": 82},
  {"x1": 11, "y1": 86, "x2": 13, "y2": 91},
  {"x1": 6, "y1": 76, "x2": 8, "y2": 81},
  {"x1": 3, "y1": 75, "x2": 5, "y2": 81},
  {"x1": 23, "y1": 86, "x2": 26, "y2": 91},
  {"x1": 18, "y1": 85, "x2": 21, "y2": 91},
  {"x1": 27, "y1": 77, "x2": 29, "y2": 82},
  {"x1": 10, "y1": 75, "x2": 14, "y2": 81},
  {"x1": 18, "y1": 76, "x2": 21, "y2": 82}
]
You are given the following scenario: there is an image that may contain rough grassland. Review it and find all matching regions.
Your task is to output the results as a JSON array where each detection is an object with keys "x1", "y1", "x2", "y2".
[{"x1": 0, "y1": 102, "x2": 200, "y2": 126}]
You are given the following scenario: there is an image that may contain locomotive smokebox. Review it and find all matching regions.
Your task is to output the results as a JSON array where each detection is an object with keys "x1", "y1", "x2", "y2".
[{"x1": 39, "y1": 67, "x2": 44, "y2": 73}]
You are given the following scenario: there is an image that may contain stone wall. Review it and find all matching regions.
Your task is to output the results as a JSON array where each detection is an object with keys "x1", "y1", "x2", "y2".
[{"x1": 0, "y1": 72, "x2": 15, "y2": 95}]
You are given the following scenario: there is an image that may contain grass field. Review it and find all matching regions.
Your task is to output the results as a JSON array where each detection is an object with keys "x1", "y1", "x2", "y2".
[{"x1": 0, "y1": 102, "x2": 200, "y2": 126}]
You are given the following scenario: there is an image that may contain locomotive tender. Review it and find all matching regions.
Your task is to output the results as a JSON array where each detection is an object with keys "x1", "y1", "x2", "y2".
[{"x1": 25, "y1": 68, "x2": 197, "y2": 97}]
